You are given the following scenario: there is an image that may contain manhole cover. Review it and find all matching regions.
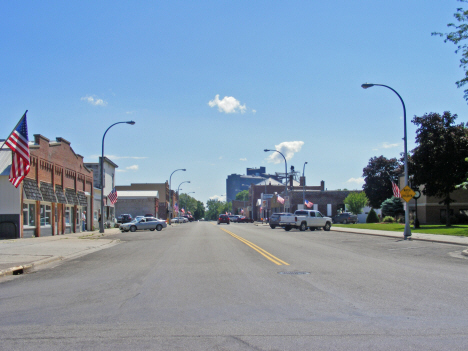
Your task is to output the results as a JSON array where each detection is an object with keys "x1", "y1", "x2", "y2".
[{"x1": 278, "y1": 271, "x2": 310, "y2": 275}]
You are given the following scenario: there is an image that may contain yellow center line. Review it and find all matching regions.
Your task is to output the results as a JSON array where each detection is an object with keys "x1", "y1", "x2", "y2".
[{"x1": 211, "y1": 223, "x2": 289, "y2": 265}]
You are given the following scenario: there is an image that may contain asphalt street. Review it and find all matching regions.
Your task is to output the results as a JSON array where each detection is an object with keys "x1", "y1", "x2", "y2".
[{"x1": 0, "y1": 222, "x2": 467, "y2": 350}]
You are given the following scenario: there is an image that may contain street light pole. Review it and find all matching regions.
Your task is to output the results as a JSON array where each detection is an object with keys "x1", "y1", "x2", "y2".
[
  {"x1": 302, "y1": 161, "x2": 308, "y2": 206},
  {"x1": 361, "y1": 83, "x2": 411, "y2": 239},
  {"x1": 100, "y1": 121, "x2": 135, "y2": 233},
  {"x1": 264, "y1": 149, "x2": 288, "y2": 211},
  {"x1": 169, "y1": 168, "x2": 186, "y2": 223},
  {"x1": 177, "y1": 181, "x2": 190, "y2": 219}
]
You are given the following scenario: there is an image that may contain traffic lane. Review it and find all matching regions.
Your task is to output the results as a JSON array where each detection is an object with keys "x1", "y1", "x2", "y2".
[
  {"x1": 218, "y1": 223, "x2": 468, "y2": 329},
  {"x1": 0, "y1": 221, "x2": 467, "y2": 349}
]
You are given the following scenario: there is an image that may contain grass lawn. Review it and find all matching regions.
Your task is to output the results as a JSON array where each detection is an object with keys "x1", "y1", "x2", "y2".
[{"x1": 333, "y1": 223, "x2": 468, "y2": 236}]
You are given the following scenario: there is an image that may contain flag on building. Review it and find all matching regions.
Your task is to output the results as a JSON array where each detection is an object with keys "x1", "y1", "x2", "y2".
[
  {"x1": 108, "y1": 187, "x2": 118, "y2": 204},
  {"x1": 181, "y1": 208, "x2": 185, "y2": 214},
  {"x1": 277, "y1": 195, "x2": 285, "y2": 204},
  {"x1": 174, "y1": 202, "x2": 179, "y2": 213},
  {"x1": 305, "y1": 199, "x2": 313, "y2": 208},
  {"x1": 241, "y1": 208, "x2": 244, "y2": 214},
  {"x1": 392, "y1": 182, "x2": 401, "y2": 198},
  {"x1": 5, "y1": 112, "x2": 30, "y2": 188}
]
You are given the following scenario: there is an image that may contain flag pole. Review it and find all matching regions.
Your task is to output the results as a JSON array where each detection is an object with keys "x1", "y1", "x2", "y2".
[{"x1": 0, "y1": 110, "x2": 28, "y2": 152}]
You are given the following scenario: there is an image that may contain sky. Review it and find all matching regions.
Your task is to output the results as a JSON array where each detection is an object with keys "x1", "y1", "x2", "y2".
[{"x1": 2, "y1": 1, "x2": 468, "y2": 205}]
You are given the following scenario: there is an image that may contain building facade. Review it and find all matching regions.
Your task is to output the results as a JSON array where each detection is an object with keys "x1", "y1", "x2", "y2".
[
  {"x1": 84, "y1": 157, "x2": 118, "y2": 229},
  {"x1": 115, "y1": 183, "x2": 170, "y2": 220},
  {"x1": 0, "y1": 135, "x2": 94, "y2": 239}
]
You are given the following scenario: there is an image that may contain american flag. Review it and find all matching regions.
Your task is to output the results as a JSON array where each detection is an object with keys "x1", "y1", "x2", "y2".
[
  {"x1": 277, "y1": 195, "x2": 285, "y2": 205},
  {"x1": 304, "y1": 199, "x2": 313, "y2": 208},
  {"x1": 174, "y1": 202, "x2": 179, "y2": 213},
  {"x1": 107, "y1": 187, "x2": 118, "y2": 204},
  {"x1": 5, "y1": 112, "x2": 30, "y2": 188},
  {"x1": 181, "y1": 208, "x2": 185, "y2": 214},
  {"x1": 392, "y1": 182, "x2": 401, "y2": 198}
]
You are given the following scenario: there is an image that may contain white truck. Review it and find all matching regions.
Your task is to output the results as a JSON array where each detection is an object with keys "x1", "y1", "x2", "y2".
[{"x1": 278, "y1": 210, "x2": 332, "y2": 232}]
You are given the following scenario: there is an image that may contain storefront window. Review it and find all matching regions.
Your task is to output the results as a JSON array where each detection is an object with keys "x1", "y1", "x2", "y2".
[
  {"x1": 40, "y1": 204, "x2": 51, "y2": 226},
  {"x1": 65, "y1": 206, "x2": 71, "y2": 226},
  {"x1": 23, "y1": 203, "x2": 36, "y2": 226}
]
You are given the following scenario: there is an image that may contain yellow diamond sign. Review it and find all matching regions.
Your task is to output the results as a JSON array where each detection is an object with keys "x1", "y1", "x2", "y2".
[{"x1": 400, "y1": 185, "x2": 416, "y2": 203}]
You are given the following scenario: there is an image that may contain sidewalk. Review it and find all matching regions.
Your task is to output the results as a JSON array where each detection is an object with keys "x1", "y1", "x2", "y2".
[{"x1": 0, "y1": 228, "x2": 122, "y2": 278}]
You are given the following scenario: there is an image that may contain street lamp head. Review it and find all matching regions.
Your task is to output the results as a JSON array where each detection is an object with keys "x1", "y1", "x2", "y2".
[
  {"x1": 264, "y1": 149, "x2": 271, "y2": 152},
  {"x1": 182, "y1": 169, "x2": 186, "y2": 171},
  {"x1": 305, "y1": 161, "x2": 308, "y2": 165},
  {"x1": 361, "y1": 83, "x2": 374, "y2": 89},
  {"x1": 126, "y1": 121, "x2": 136, "y2": 125}
]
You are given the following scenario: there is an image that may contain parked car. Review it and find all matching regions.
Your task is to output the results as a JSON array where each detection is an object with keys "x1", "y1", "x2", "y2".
[
  {"x1": 237, "y1": 216, "x2": 253, "y2": 223},
  {"x1": 217, "y1": 214, "x2": 230, "y2": 225},
  {"x1": 117, "y1": 214, "x2": 133, "y2": 224},
  {"x1": 120, "y1": 217, "x2": 167, "y2": 232},
  {"x1": 333, "y1": 212, "x2": 358, "y2": 224},
  {"x1": 279, "y1": 210, "x2": 332, "y2": 231},
  {"x1": 171, "y1": 217, "x2": 188, "y2": 223},
  {"x1": 229, "y1": 215, "x2": 240, "y2": 222},
  {"x1": 269, "y1": 212, "x2": 292, "y2": 229}
]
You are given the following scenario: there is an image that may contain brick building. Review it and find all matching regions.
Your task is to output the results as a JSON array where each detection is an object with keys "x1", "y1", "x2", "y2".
[
  {"x1": 115, "y1": 183, "x2": 170, "y2": 220},
  {"x1": 0, "y1": 135, "x2": 93, "y2": 238},
  {"x1": 241, "y1": 180, "x2": 358, "y2": 221}
]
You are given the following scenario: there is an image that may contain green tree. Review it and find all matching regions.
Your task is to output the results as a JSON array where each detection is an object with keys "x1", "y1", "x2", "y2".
[
  {"x1": 235, "y1": 190, "x2": 249, "y2": 201},
  {"x1": 343, "y1": 192, "x2": 368, "y2": 215},
  {"x1": 194, "y1": 201, "x2": 205, "y2": 220},
  {"x1": 205, "y1": 199, "x2": 232, "y2": 221},
  {"x1": 433, "y1": 1, "x2": 468, "y2": 102},
  {"x1": 380, "y1": 197, "x2": 404, "y2": 218},
  {"x1": 410, "y1": 111, "x2": 468, "y2": 226},
  {"x1": 366, "y1": 208, "x2": 379, "y2": 223},
  {"x1": 362, "y1": 156, "x2": 401, "y2": 208}
]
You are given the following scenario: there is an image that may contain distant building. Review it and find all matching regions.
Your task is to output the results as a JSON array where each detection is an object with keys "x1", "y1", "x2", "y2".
[
  {"x1": 226, "y1": 167, "x2": 280, "y2": 202},
  {"x1": 115, "y1": 183, "x2": 170, "y2": 220},
  {"x1": 84, "y1": 157, "x2": 119, "y2": 229}
]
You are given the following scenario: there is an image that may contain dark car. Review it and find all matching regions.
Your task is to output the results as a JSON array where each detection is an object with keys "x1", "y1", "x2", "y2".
[
  {"x1": 117, "y1": 214, "x2": 133, "y2": 224},
  {"x1": 333, "y1": 212, "x2": 358, "y2": 224},
  {"x1": 217, "y1": 214, "x2": 230, "y2": 225},
  {"x1": 237, "y1": 216, "x2": 253, "y2": 223},
  {"x1": 269, "y1": 212, "x2": 292, "y2": 229}
]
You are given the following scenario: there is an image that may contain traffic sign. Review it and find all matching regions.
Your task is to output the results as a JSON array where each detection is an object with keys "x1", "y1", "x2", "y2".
[{"x1": 400, "y1": 185, "x2": 416, "y2": 202}]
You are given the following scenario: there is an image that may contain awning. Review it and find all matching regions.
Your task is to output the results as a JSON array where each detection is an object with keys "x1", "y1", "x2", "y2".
[
  {"x1": 23, "y1": 178, "x2": 43, "y2": 201},
  {"x1": 77, "y1": 191, "x2": 88, "y2": 206},
  {"x1": 40, "y1": 182, "x2": 57, "y2": 203},
  {"x1": 65, "y1": 188, "x2": 80, "y2": 205},
  {"x1": 55, "y1": 185, "x2": 68, "y2": 204}
]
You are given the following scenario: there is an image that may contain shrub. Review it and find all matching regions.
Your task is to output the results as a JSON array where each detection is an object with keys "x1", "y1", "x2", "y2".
[
  {"x1": 366, "y1": 208, "x2": 380, "y2": 223},
  {"x1": 383, "y1": 216, "x2": 395, "y2": 223},
  {"x1": 398, "y1": 217, "x2": 405, "y2": 224}
]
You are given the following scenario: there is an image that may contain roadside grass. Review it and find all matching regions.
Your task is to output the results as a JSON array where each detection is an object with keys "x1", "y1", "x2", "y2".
[{"x1": 333, "y1": 223, "x2": 468, "y2": 236}]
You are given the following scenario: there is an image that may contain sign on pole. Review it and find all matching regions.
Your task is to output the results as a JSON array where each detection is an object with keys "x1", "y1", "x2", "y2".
[{"x1": 400, "y1": 185, "x2": 416, "y2": 203}]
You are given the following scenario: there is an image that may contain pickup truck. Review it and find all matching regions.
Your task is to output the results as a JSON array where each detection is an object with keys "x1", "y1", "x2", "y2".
[{"x1": 278, "y1": 210, "x2": 332, "y2": 231}]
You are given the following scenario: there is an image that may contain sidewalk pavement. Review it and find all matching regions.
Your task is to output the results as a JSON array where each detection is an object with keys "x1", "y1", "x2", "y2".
[
  {"x1": 0, "y1": 228, "x2": 122, "y2": 278},
  {"x1": 1, "y1": 224, "x2": 467, "y2": 279},
  {"x1": 256, "y1": 221, "x2": 468, "y2": 256}
]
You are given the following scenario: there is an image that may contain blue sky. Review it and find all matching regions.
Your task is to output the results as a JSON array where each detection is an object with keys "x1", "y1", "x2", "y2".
[{"x1": 2, "y1": 1, "x2": 467, "y2": 204}]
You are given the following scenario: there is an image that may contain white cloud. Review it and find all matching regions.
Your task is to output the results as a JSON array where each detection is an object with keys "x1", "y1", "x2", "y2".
[
  {"x1": 346, "y1": 177, "x2": 365, "y2": 186},
  {"x1": 126, "y1": 165, "x2": 139, "y2": 171},
  {"x1": 240, "y1": 158, "x2": 247, "y2": 161},
  {"x1": 382, "y1": 142, "x2": 400, "y2": 149},
  {"x1": 266, "y1": 141, "x2": 304, "y2": 164},
  {"x1": 210, "y1": 194, "x2": 226, "y2": 201},
  {"x1": 208, "y1": 94, "x2": 247, "y2": 114},
  {"x1": 81, "y1": 95, "x2": 107, "y2": 106}
]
